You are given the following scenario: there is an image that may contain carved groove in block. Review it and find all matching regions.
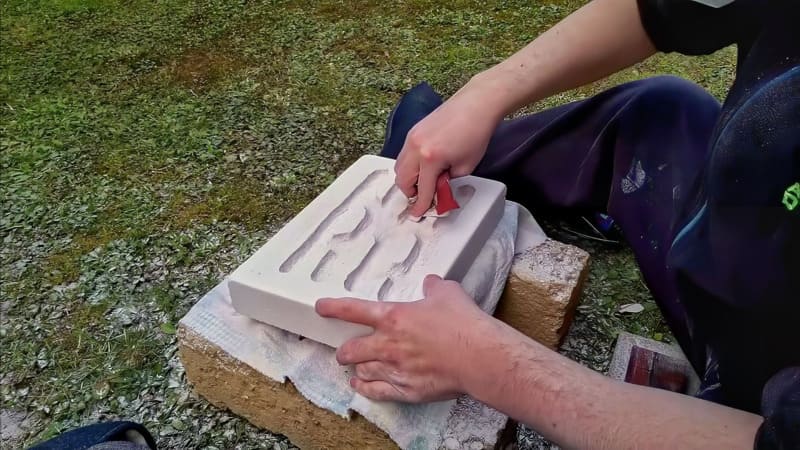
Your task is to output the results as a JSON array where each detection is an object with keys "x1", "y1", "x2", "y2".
[
  {"x1": 380, "y1": 234, "x2": 422, "y2": 299},
  {"x1": 279, "y1": 167, "x2": 450, "y2": 295},
  {"x1": 344, "y1": 238, "x2": 380, "y2": 292},
  {"x1": 377, "y1": 278, "x2": 393, "y2": 301},
  {"x1": 279, "y1": 169, "x2": 387, "y2": 273},
  {"x1": 332, "y1": 207, "x2": 371, "y2": 243},
  {"x1": 310, "y1": 250, "x2": 336, "y2": 282},
  {"x1": 381, "y1": 184, "x2": 401, "y2": 206},
  {"x1": 343, "y1": 231, "x2": 420, "y2": 296},
  {"x1": 392, "y1": 234, "x2": 422, "y2": 275}
]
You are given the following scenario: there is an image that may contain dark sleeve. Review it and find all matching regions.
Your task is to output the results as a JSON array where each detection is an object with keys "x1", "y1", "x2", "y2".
[
  {"x1": 636, "y1": 0, "x2": 763, "y2": 55},
  {"x1": 755, "y1": 367, "x2": 800, "y2": 450}
]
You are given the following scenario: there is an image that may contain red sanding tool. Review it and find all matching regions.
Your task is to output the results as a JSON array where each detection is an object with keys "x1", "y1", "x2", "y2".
[
  {"x1": 433, "y1": 171, "x2": 460, "y2": 215},
  {"x1": 409, "y1": 172, "x2": 460, "y2": 221}
]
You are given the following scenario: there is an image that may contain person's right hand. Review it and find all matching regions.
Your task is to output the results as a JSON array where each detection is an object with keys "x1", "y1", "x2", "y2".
[{"x1": 395, "y1": 85, "x2": 505, "y2": 218}]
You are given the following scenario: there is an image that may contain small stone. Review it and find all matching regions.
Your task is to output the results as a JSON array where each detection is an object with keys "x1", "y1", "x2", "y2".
[
  {"x1": 442, "y1": 437, "x2": 460, "y2": 449},
  {"x1": 167, "y1": 376, "x2": 181, "y2": 389},
  {"x1": 618, "y1": 303, "x2": 644, "y2": 314},
  {"x1": 0, "y1": 410, "x2": 30, "y2": 447},
  {"x1": 177, "y1": 390, "x2": 189, "y2": 404},
  {"x1": 163, "y1": 345, "x2": 177, "y2": 359},
  {"x1": 171, "y1": 418, "x2": 187, "y2": 431},
  {"x1": 159, "y1": 426, "x2": 179, "y2": 437},
  {"x1": 112, "y1": 306, "x2": 138, "y2": 326},
  {"x1": 93, "y1": 380, "x2": 110, "y2": 399}
]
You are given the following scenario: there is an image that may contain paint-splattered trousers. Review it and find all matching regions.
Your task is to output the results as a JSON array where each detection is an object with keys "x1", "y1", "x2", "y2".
[{"x1": 379, "y1": 75, "x2": 799, "y2": 444}]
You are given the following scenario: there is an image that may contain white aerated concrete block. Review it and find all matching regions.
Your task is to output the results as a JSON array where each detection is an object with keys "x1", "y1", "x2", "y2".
[{"x1": 229, "y1": 155, "x2": 507, "y2": 347}]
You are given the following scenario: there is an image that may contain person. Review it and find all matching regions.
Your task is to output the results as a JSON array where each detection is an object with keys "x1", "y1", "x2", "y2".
[
  {"x1": 28, "y1": 421, "x2": 156, "y2": 450},
  {"x1": 315, "y1": 0, "x2": 800, "y2": 448}
]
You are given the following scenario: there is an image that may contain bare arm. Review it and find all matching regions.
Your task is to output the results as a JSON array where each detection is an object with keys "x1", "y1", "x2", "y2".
[
  {"x1": 399, "y1": 0, "x2": 657, "y2": 216},
  {"x1": 464, "y1": 320, "x2": 763, "y2": 450},
  {"x1": 467, "y1": 0, "x2": 657, "y2": 116},
  {"x1": 316, "y1": 276, "x2": 763, "y2": 450}
]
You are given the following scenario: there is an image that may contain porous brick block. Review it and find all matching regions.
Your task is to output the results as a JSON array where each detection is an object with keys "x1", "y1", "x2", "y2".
[
  {"x1": 496, "y1": 239, "x2": 590, "y2": 350},
  {"x1": 178, "y1": 326, "x2": 517, "y2": 450}
]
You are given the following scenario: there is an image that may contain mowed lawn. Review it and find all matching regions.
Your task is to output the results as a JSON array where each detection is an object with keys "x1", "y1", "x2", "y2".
[{"x1": 1, "y1": 1, "x2": 735, "y2": 448}]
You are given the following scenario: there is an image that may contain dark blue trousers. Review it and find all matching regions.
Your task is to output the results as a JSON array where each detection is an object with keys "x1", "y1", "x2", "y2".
[
  {"x1": 382, "y1": 79, "x2": 800, "y2": 448},
  {"x1": 381, "y1": 76, "x2": 721, "y2": 375},
  {"x1": 29, "y1": 421, "x2": 155, "y2": 450}
]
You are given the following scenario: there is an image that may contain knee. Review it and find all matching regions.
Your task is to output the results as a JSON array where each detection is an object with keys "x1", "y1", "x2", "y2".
[{"x1": 633, "y1": 75, "x2": 721, "y2": 117}]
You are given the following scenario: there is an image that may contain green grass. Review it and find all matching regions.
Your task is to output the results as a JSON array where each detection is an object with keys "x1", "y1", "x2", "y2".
[{"x1": 1, "y1": 0, "x2": 735, "y2": 447}]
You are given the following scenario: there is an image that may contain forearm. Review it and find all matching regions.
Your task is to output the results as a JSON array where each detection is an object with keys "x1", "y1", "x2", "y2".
[
  {"x1": 464, "y1": 321, "x2": 763, "y2": 450},
  {"x1": 461, "y1": 0, "x2": 657, "y2": 118}
]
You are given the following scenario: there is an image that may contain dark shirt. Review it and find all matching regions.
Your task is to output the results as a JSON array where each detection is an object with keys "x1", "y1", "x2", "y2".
[{"x1": 638, "y1": 0, "x2": 799, "y2": 448}]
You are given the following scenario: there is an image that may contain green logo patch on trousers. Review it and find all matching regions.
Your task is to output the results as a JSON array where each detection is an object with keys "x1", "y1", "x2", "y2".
[{"x1": 784, "y1": 182, "x2": 800, "y2": 211}]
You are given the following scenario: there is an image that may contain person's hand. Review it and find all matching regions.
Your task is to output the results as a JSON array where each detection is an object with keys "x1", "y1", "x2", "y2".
[
  {"x1": 315, "y1": 274, "x2": 499, "y2": 403},
  {"x1": 396, "y1": 85, "x2": 505, "y2": 218}
]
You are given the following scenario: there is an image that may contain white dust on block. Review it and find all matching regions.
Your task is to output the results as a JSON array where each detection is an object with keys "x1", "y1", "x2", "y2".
[{"x1": 229, "y1": 155, "x2": 507, "y2": 347}]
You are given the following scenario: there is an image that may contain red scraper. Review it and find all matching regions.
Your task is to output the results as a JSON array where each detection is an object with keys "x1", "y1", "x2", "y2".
[
  {"x1": 434, "y1": 171, "x2": 460, "y2": 215},
  {"x1": 409, "y1": 172, "x2": 460, "y2": 221}
]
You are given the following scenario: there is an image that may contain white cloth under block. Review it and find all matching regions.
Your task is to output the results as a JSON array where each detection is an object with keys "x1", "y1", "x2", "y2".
[
  {"x1": 179, "y1": 201, "x2": 545, "y2": 450},
  {"x1": 228, "y1": 155, "x2": 507, "y2": 348}
]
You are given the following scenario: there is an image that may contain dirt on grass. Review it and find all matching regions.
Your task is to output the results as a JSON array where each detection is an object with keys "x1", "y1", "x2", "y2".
[{"x1": 167, "y1": 48, "x2": 248, "y2": 91}]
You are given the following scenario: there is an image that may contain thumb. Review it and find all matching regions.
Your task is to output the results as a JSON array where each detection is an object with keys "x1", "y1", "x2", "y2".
[
  {"x1": 449, "y1": 162, "x2": 475, "y2": 178},
  {"x1": 422, "y1": 274, "x2": 444, "y2": 297}
]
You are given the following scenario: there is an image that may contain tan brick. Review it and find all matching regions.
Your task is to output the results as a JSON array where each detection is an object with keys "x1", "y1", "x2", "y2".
[
  {"x1": 178, "y1": 326, "x2": 517, "y2": 450},
  {"x1": 495, "y1": 239, "x2": 590, "y2": 350},
  {"x1": 178, "y1": 327, "x2": 400, "y2": 449}
]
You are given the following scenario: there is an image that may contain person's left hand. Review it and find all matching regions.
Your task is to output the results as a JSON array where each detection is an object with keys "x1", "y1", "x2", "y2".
[{"x1": 315, "y1": 274, "x2": 499, "y2": 403}]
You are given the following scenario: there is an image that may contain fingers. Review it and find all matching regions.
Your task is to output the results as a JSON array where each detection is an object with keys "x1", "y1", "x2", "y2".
[
  {"x1": 422, "y1": 274, "x2": 444, "y2": 297},
  {"x1": 354, "y1": 361, "x2": 393, "y2": 382},
  {"x1": 315, "y1": 297, "x2": 383, "y2": 326},
  {"x1": 395, "y1": 170, "x2": 419, "y2": 199},
  {"x1": 449, "y1": 161, "x2": 475, "y2": 178},
  {"x1": 422, "y1": 274, "x2": 460, "y2": 298},
  {"x1": 336, "y1": 335, "x2": 383, "y2": 365},
  {"x1": 350, "y1": 378, "x2": 407, "y2": 402},
  {"x1": 394, "y1": 150, "x2": 419, "y2": 199},
  {"x1": 409, "y1": 163, "x2": 440, "y2": 218}
]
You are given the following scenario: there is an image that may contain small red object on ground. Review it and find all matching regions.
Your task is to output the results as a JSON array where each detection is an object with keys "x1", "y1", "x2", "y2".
[{"x1": 625, "y1": 345, "x2": 689, "y2": 393}]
